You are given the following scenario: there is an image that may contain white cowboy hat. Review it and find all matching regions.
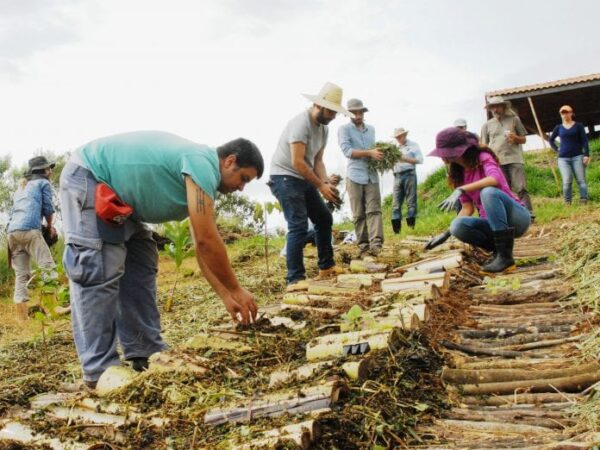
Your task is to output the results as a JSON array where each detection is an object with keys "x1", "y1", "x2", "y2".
[
  {"x1": 302, "y1": 82, "x2": 355, "y2": 118},
  {"x1": 453, "y1": 118, "x2": 467, "y2": 127},
  {"x1": 391, "y1": 127, "x2": 409, "y2": 138}
]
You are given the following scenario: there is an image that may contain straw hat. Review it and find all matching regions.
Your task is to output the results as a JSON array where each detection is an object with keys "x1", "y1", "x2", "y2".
[
  {"x1": 391, "y1": 127, "x2": 409, "y2": 138},
  {"x1": 302, "y1": 82, "x2": 355, "y2": 118}
]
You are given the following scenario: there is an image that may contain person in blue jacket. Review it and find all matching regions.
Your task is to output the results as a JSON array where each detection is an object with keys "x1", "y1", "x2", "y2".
[{"x1": 548, "y1": 105, "x2": 590, "y2": 204}]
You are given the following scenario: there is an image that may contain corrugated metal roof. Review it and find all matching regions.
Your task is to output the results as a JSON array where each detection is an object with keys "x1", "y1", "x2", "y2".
[{"x1": 487, "y1": 72, "x2": 600, "y2": 97}]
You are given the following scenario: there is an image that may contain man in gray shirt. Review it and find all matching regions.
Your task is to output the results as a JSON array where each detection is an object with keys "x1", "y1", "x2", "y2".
[
  {"x1": 480, "y1": 96, "x2": 533, "y2": 216},
  {"x1": 270, "y1": 82, "x2": 354, "y2": 289}
]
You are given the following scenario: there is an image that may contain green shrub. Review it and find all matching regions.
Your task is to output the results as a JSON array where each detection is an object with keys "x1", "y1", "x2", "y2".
[{"x1": 0, "y1": 239, "x2": 13, "y2": 297}]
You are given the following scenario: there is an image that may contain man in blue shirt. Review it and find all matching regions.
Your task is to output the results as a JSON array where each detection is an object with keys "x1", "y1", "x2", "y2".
[
  {"x1": 338, "y1": 98, "x2": 384, "y2": 256},
  {"x1": 59, "y1": 131, "x2": 264, "y2": 388},
  {"x1": 7, "y1": 156, "x2": 58, "y2": 321}
]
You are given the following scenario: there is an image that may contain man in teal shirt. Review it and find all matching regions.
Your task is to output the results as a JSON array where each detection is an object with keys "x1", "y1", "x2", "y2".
[{"x1": 60, "y1": 131, "x2": 263, "y2": 388}]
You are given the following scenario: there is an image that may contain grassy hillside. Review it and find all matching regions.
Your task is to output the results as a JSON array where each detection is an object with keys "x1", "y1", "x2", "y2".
[{"x1": 374, "y1": 137, "x2": 600, "y2": 238}]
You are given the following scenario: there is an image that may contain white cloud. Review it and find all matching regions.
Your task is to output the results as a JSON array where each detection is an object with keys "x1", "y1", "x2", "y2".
[{"x1": 1, "y1": 0, "x2": 599, "y2": 212}]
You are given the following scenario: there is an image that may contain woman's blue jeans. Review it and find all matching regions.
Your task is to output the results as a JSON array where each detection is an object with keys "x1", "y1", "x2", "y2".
[
  {"x1": 450, "y1": 187, "x2": 531, "y2": 249},
  {"x1": 557, "y1": 155, "x2": 588, "y2": 203},
  {"x1": 269, "y1": 175, "x2": 334, "y2": 284}
]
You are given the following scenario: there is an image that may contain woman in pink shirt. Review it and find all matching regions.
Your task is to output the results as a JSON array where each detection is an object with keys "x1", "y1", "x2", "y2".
[{"x1": 428, "y1": 127, "x2": 531, "y2": 273}]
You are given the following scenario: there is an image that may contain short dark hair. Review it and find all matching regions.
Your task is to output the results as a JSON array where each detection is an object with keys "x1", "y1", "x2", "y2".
[{"x1": 217, "y1": 138, "x2": 264, "y2": 179}]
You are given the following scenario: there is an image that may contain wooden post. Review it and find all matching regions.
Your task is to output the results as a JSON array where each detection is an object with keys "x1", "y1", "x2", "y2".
[{"x1": 527, "y1": 96, "x2": 561, "y2": 192}]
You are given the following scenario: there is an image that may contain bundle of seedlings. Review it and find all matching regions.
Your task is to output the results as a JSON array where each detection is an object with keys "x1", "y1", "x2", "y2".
[{"x1": 367, "y1": 141, "x2": 402, "y2": 174}]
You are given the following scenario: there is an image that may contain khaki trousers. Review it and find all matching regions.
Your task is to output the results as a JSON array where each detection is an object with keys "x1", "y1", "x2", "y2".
[
  {"x1": 501, "y1": 163, "x2": 533, "y2": 213},
  {"x1": 8, "y1": 230, "x2": 56, "y2": 303},
  {"x1": 346, "y1": 179, "x2": 384, "y2": 252}
]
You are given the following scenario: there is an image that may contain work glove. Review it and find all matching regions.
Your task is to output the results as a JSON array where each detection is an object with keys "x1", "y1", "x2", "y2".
[
  {"x1": 438, "y1": 188, "x2": 464, "y2": 212},
  {"x1": 425, "y1": 230, "x2": 452, "y2": 251}
]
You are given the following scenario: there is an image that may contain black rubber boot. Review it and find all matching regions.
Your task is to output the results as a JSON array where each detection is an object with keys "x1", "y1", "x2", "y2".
[
  {"x1": 479, "y1": 238, "x2": 495, "y2": 263},
  {"x1": 481, "y1": 228, "x2": 516, "y2": 274},
  {"x1": 406, "y1": 217, "x2": 416, "y2": 229},
  {"x1": 129, "y1": 357, "x2": 149, "y2": 372},
  {"x1": 391, "y1": 219, "x2": 401, "y2": 234}
]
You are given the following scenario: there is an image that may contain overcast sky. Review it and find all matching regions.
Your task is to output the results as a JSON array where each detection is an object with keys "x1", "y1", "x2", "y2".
[{"x1": 1, "y1": 0, "x2": 599, "y2": 213}]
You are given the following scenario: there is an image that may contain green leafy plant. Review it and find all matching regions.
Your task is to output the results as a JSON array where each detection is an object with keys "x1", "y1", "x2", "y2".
[
  {"x1": 30, "y1": 268, "x2": 65, "y2": 360},
  {"x1": 162, "y1": 219, "x2": 195, "y2": 312},
  {"x1": 253, "y1": 201, "x2": 282, "y2": 278},
  {"x1": 341, "y1": 305, "x2": 375, "y2": 331},
  {"x1": 162, "y1": 218, "x2": 195, "y2": 270}
]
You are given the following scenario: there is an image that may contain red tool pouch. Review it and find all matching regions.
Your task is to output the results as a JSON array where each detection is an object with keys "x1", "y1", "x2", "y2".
[{"x1": 95, "y1": 183, "x2": 133, "y2": 225}]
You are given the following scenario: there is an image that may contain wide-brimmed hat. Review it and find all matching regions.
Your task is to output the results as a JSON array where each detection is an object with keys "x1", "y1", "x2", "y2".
[
  {"x1": 302, "y1": 82, "x2": 355, "y2": 118},
  {"x1": 484, "y1": 96, "x2": 509, "y2": 108},
  {"x1": 453, "y1": 118, "x2": 467, "y2": 127},
  {"x1": 391, "y1": 127, "x2": 409, "y2": 138},
  {"x1": 28, "y1": 156, "x2": 55, "y2": 172},
  {"x1": 347, "y1": 98, "x2": 368, "y2": 112},
  {"x1": 428, "y1": 127, "x2": 479, "y2": 159}
]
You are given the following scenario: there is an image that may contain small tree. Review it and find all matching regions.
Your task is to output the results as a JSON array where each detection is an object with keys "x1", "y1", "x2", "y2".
[
  {"x1": 253, "y1": 201, "x2": 282, "y2": 278},
  {"x1": 161, "y1": 219, "x2": 195, "y2": 312}
]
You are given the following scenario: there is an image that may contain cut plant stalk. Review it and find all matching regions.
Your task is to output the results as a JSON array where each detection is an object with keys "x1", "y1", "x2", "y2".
[
  {"x1": 339, "y1": 304, "x2": 427, "y2": 332},
  {"x1": 282, "y1": 293, "x2": 354, "y2": 308},
  {"x1": 0, "y1": 421, "x2": 90, "y2": 450},
  {"x1": 234, "y1": 420, "x2": 319, "y2": 450},
  {"x1": 338, "y1": 273, "x2": 387, "y2": 283},
  {"x1": 184, "y1": 332, "x2": 252, "y2": 352},
  {"x1": 269, "y1": 359, "x2": 371, "y2": 387},
  {"x1": 442, "y1": 362, "x2": 600, "y2": 384},
  {"x1": 148, "y1": 351, "x2": 209, "y2": 374},
  {"x1": 306, "y1": 328, "x2": 400, "y2": 361},
  {"x1": 307, "y1": 280, "x2": 363, "y2": 295},
  {"x1": 397, "y1": 252, "x2": 462, "y2": 273},
  {"x1": 204, "y1": 380, "x2": 347, "y2": 426},
  {"x1": 455, "y1": 370, "x2": 600, "y2": 395},
  {"x1": 95, "y1": 365, "x2": 139, "y2": 397},
  {"x1": 434, "y1": 418, "x2": 556, "y2": 435},
  {"x1": 280, "y1": 303, "x2": 341, "y2": 317},
  {"x1": 460, "y1": 393, "x2": 580, "y2": 407},
  {"x1": 381, "y1": 272, "x2": 448, "y2": 293},
  {"x1": 349, "y1": 259, "x2": 389, "y2": 273}
]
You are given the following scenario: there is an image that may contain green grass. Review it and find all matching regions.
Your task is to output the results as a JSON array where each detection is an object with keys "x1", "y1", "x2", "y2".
[{"x1": 370, "y1": 138, "x2": 600, "y2": 238}]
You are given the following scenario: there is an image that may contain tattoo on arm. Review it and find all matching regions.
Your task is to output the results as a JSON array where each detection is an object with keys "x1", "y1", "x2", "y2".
[{"x1": 196, "y1": 189, "x2": 206, "y2": 214}]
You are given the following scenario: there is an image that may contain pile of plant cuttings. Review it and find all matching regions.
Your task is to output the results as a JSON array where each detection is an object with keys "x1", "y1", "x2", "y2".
[
  {"x1": 314, "y1": 331, "x2": 447, "y2": 449},
  {"x1": 10, "y1": 311, "x2": 447, "y2": 449},
  {"x1": 559, "y1": 218, "x2": 600, "y2": 433},
  {"x1": 101, "y1": 330, "x2": 446, "y2": 449},
  {"x1": 0, "y1": 331, "x2": 78, "y2": 415}
]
